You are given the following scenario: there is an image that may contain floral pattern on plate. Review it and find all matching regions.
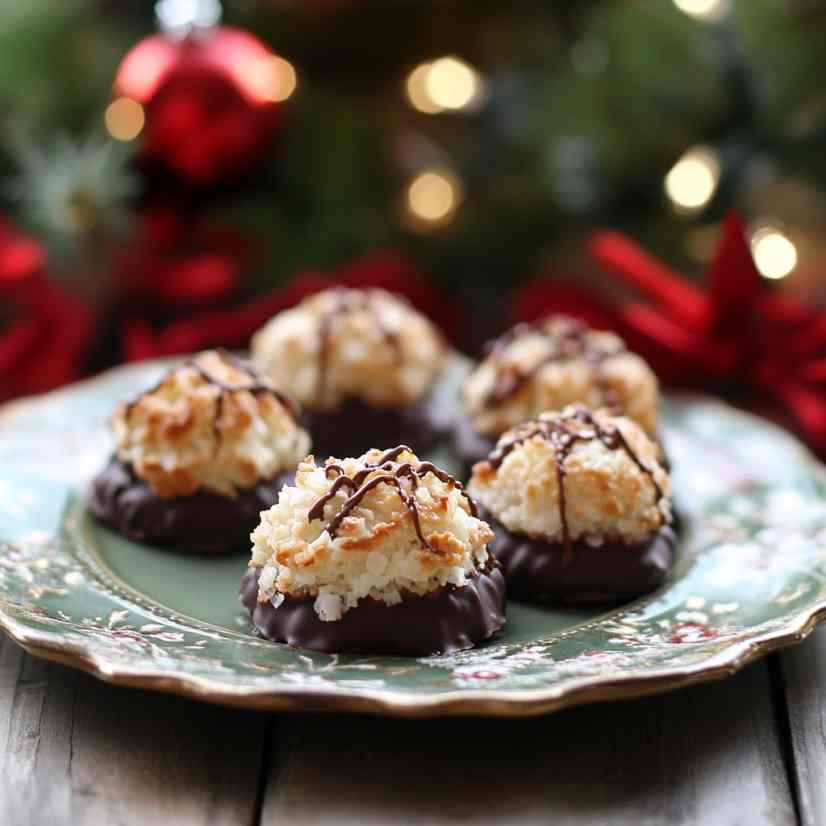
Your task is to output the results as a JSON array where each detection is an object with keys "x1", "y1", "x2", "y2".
[{"x1": 0, "y1": 358, "x2": 825, "y2": 716}]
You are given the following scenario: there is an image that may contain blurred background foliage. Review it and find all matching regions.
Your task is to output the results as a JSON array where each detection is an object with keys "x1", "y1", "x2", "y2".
[{"x1": 2, "y1": 0, "x2": 826, "y2": 309}]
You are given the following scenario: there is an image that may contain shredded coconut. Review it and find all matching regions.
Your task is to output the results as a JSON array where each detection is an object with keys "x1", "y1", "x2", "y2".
[
  {"x1": 250, "y1": 447, "x2": 493, "y2": 620},
  {"x1": 464, "y1": 318, "x2": 659, "y2": 438},
  {"x1": 251, "y1": 288, "x2": 446, "y2": 410},
  {"x1": 114, "y1": 350, "x2": 310, "y2": 498},
  {"x1": 469, "y1": 406, "x2": 671, "y2": 544}
]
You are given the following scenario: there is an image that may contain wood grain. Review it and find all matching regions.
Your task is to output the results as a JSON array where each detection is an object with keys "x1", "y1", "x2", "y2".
[
  {"x1": 0, "y1": 632, "x2": 801, "y2": 826},
  {"x1": 261, "y1": 661, "x2": 795, "y2": 826},
  {"x1": 0, "y1": 636, "x2": 268, "y2": 826},
  {"x1": 781, "y1": 625, "x2": 826, "y2": 826}
]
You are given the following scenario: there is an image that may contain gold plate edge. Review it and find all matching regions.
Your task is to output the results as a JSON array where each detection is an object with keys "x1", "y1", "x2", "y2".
[
  {"x1": 2, "y1": 600, "x2": 825, "y2": 718},
  {"x1": 3, "y1": 360, "x2": 826, "y2": 716}
]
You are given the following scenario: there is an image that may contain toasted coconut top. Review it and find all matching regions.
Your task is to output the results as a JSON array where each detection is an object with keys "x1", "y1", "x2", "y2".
[
  {"x1": 469, "y1": 405, "x2": 671, "y2": 545},
  {"x1": 250, "y1": 446, "x2": 492, "y2": 620},
  {"x1": 114, "y1": 350, "x2": 310, "y2": 498},
  {"x1": 251, "y1": 288, "x2": 446, "y2": 411},
  {"x1": 464, "y1": 316, "x2": 659, "y2": 438}
]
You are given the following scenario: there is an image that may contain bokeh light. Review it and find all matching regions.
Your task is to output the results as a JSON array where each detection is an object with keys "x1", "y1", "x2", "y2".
[
  {"x1": 427, "y1": 57, "x2": 478, "y2": 110},
  {"x1": 405, "y1": 63, "x2": 444, "y2": 114},
  {"x1": 104, "y1": 97, "x2": 145, "y2": 141},
  {"x1": 243, "y1": 55, "x2": 298, "y2": 104},
  {"x1": 664, "y1": 146, "x2": 720, "y2": 214},
  {"x1": 672, "y1": 0, "x2": 731, "y2": 23},
  {"x1": 406, "y1": 169, "x2": 462, "y2": 225},
  {"x1": 406, "y1": 57, "x2": 482, "y2": 113},
  {"x1": 751, "y1": 226, "x2": 798, "y2": 280}
]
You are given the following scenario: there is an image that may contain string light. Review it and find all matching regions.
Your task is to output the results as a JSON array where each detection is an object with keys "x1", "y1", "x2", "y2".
[
  {"x1": 269, "y1": 57, "x2": 297, "y2": 102},
  {"x1": 405, "y1": 63, "x2": 444, "y2": 114},
  {"x1": 664, "y1": 146, "x2": 720, "y2": 214},
  {"x1": 751, "y1": 226, "x2": 798, "y2": 280},
  {"x1": 242, "y1": 54, "x2": 298, "y2": 104},
  {"x1": 427, "y1": 57, "x2": 479, "y2": 109},
  {"x1": 672, "y1": 0, "x2": 730, "y2": 23},
  {"x1": 406, "y1": 169, "x2": 462, "y2": 225},
  {"x1": 104, "y1": 97, "x2": 145, "y2": 141},
  {"x1": 405, "y1": 57, "x2": 482, "y2": 114}
]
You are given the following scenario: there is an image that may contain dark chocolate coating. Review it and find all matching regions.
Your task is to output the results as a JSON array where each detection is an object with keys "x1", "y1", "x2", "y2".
[
  {"x1": 306, "y1": 382, "x2": 452, "y2": 459},
  {"x1": 239, "y1": 562, "x2": 506, "y2": 655},
  {"x1": 481, "y1": 507, "x2": 675, "y2": 603},
  {"x1": 89, "y1": 457, "x2": 292, "y2": 555}
]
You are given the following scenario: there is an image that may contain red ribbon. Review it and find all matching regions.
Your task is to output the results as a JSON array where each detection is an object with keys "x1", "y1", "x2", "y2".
[
  {"x1": 513, "y1": 212, "x2": 826, "y2": 456},
  {"x1": 121, "y1": 250, "x2": 462, "y2": 361}
]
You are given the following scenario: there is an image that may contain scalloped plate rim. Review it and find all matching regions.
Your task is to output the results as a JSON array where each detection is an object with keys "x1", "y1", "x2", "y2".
[
  {"x1": 1, "y1": 362, "x2": 826, "y2": 717},
  {"x1": 2, "y1": 597, "x2": 824, "y2": 717}
]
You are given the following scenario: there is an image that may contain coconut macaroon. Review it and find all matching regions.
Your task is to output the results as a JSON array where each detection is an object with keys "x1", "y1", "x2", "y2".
[
  {"x1": 468, "y1": 405, "x2": 675, "y2": 603},
  {"x1": 89, "y1": 349, "x2": 311, "y2": 555},
  {"x1": 455, "y1": 316, "x2": 660, "y2": 473},
  {"x1": 251, "y1": 288, "x2": 450, "y2": 457},
  {"x1": 240, "y1": 445, "x2": 506, "y2": 655}
]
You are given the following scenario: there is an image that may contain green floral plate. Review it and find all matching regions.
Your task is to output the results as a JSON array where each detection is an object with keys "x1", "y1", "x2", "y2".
[{"x1": 1, "y1": 359, "x2": 826, "y2": 717}]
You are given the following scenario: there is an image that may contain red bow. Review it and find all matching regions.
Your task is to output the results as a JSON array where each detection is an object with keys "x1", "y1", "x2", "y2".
[
  {"x1": 114, "y1": 207, "x2": 252, "y2": 308},
  {"x1": 0, "y1": 218, "x2": 94, "y2": 401},
  {"x1": 122, "y1": 250, "x2": 461, "y2": 361},
  {"x1": 512, "y1": 213, "x2": 826, "y2": 456}
]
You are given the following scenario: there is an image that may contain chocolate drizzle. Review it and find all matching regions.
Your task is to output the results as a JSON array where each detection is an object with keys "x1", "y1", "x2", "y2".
[
  {"x1": 314, "y1": 289, "x2": 403, "y2": 407},
  {"x1": 123, "y1": 349, "x2": 301, "y2": 451},
  {"x1": 486, "y1": 405, "x2": 665, "y2": 564},
  {"x1": 483, "y1": 317, "x2": 625, "y2": 410},
  {"x1": 306, "y1": 445, "x2": 478, "y2": 554}
]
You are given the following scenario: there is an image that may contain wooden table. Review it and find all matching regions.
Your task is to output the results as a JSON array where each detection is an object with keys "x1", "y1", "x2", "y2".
[{"x1": 1, "y1": 624, "x2": 824, "y2": 826}]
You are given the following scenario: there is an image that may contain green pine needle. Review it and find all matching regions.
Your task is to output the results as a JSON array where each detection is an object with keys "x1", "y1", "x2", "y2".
[{"x1": 6, "y1": 130, "x2": 139, "y2": 251}]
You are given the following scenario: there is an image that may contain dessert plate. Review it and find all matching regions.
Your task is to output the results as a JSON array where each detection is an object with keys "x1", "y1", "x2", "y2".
[{"x1": 1, "y1": 359, "x2": 826, "y2": 717}]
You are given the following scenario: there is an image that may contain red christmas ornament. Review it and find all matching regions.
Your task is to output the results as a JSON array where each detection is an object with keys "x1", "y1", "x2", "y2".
[
  {"x1": 114, "y1": 25, "x2": 287, "y2": 188},
  {"x1": 511, "y1": 213, "x2": 826, "y2": 457}
]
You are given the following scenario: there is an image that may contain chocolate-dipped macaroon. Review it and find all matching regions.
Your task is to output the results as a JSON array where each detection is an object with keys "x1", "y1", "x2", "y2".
[
  {"x1": 468, "y1": 405, "x2": 674, "y2": 603},
  {"x1": 90, "y1": 349, "x2": 311, "y2": 555},
  {"x1": 456, "y1": 316, "x2": 661, "y2": 474},
  {"x1": 240, "y1": 445, "x2": 505, "y2": 655},
  {"x1": 251, "y1": 288, "x2": 449, "y2": 458}
]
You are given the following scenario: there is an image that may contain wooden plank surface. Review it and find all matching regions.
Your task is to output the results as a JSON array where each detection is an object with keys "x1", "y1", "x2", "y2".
[
  {"x1": 781, "y1": 625, "x2": 826, "y2": 826},
  {"x1": 0, "y1": 632, "x2": 802, "y2": 826},
  {"x1": 0, "y1": 636, "x2": 269, "y2": 826},
  {"x1": 261, "y1": 661, "x2": 795, "y2": 826}
]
